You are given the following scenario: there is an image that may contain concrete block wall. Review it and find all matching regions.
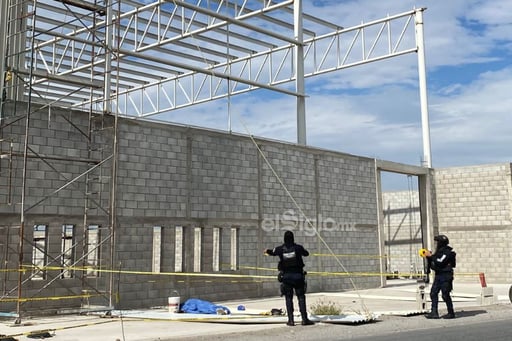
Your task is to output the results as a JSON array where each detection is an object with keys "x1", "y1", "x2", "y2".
[
  {"x1": 432, "y1": 163, "x2": 512, "y2": 283},
  {"x1": 258, "y1": 150, "x2": 380, "y2": 294},
  {"x1": 314, "y1": 155, "x2": 380, "y2": 291},
  {"x1": 0, "y1": 106, "x2": 91, "y2": 216},
  {"x1": 0, "y1": 104, "x2": 382, "y2": 313},
  {"x1": 3, "y1": 102, "x2": 512, "y2": 317},
  {"x1": 382, "y1": 191, "x2": 423, "y2": 276},
  {"x1": 0, "y1": 103, "x2": 110, "y2": 313}
]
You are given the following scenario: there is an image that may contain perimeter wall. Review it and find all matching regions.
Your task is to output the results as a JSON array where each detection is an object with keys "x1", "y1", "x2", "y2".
[
  {"x1": 2, "y1": 103, "x2": 511, "y2": 315},
  {"x1": 0, "y1": 104, "x2": 381, "y2": 313},
  {"x1": 432, "y1": 163, "x2": 512, "y2": 283}
]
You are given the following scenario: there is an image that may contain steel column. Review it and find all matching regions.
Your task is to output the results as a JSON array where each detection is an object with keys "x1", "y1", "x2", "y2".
[
  {"x1": 103, "y1": 1, "x2": 113, "y2": 114},
  {"x1": 415, "y1": 8, "x2": 432, "y2": 168},
  {"x1": 295, "y1": 0, "x2": 306, "y2": 145}
]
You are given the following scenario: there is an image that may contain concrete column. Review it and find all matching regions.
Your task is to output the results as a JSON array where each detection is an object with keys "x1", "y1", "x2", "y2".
[
  {"x1": 375, "y1": 167, "x2": 387, "y2": 287},
  {"x1": 418, "y1": 172, "x2": 434, "y2": 252}
]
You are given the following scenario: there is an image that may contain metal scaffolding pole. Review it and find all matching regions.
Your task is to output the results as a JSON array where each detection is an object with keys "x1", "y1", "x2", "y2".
[
  {"x1": 105, "y1": 0, "x2": 118, "y2": 309},
  {"x1": 16, "y1": 0, "x2": 38, "y2": 324},
  {"x1": 2, "y1": 0, "x2": 117, "y2": 319},
  {"x1": 0, "y1": 0, "x2": 8, "y2": 119}
]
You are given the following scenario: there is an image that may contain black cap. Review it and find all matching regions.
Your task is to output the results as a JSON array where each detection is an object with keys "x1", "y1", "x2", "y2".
[{"x1": 434, "y1": 234, "x2": 449, "y2": 245}]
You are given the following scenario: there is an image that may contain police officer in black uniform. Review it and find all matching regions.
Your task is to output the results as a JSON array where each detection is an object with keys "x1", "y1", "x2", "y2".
[
  {"x1": 425, "y1": 234, "x2": 457, "y2": 319},
  {"x1": 264, "y1": 230, "x2": 314, "y2": 326}
]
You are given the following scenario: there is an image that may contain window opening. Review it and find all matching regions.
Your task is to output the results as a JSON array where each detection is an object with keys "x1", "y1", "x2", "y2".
[
  {"x1": 152, "y1": 226, "x2": 162, "y2": 273},
  {"x1": 32, "y1": 224, "x2": 48, "y2": 280},
  {"x1": 174, "y1": 226, "x2": 183, "y2": 272},
  {"x1": 230, "y1": 227, "x2": 238, "y2": 271},
  {"x1": 193, "y1": 227, "x2": 202, "y2": 272},
  {"x1": 86, "y1": 225, "x2": 100, "y2": 277},
  {"x1": 61, "y1": 224, "x2": 75, "y2": 278},
  {"x1": 212, "y1": 228, "x2": 220, "y2": 272}
]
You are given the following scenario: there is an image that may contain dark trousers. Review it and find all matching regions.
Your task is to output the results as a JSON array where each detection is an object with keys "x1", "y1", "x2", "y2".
[
  {"x1": 430, "y1": 272, "x2": 454, "y2": 314},
  {"x1": 281, "y1": 272, "x2": 307, "y2": 322}
]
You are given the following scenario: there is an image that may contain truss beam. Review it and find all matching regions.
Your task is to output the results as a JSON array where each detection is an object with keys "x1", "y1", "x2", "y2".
[
  {"x1": 81, "y1": 8, "x2": 421, "y2": 118},
  {"x1": 55, "y1": 0, "x2": 106, "y2": 15}
]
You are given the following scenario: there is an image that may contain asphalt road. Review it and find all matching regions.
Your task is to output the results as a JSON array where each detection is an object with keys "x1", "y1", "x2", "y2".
[
  {"x1": 173, "y1": 304, "x2": 512, "y2": 341},
  {"x1": 351, "y1": 318, "x2": 512, "y2": 341}
]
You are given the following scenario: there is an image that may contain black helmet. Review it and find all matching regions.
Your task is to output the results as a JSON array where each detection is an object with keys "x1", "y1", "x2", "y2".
[
  {"x1": 284, "y1": 230, "x2": 294, "y2": 245},
  {"x1": 434, "y1": 234, "x2": 449, "y2": 246}
]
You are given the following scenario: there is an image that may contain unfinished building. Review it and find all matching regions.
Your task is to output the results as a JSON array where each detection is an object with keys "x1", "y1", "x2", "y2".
[{"x1": 4, "y1": 0, "x2": 509, "y2": 322}]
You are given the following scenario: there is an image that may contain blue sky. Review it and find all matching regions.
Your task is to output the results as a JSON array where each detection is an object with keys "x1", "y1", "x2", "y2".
[
  {"x1": 156, "y1": 1, "x2": 512, "y2": 189},
  {"x1": 311, "y1": 1, "x2": 512, "y2": 167}
]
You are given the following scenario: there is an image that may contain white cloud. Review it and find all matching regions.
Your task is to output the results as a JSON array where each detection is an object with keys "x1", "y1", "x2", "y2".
[{"x1": 431, "y1": 67, "x2": 512, "y2": 146}]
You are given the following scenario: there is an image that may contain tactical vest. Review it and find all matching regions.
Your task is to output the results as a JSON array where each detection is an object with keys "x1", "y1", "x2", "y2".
[{"x1": 281, "y1": 245, "x2": 303, "y2": 272}]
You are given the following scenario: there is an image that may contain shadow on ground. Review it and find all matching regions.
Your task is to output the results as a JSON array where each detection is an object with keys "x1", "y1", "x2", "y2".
[{"x1": 453, "y1": 309, "x2": 487, "y2": 318}]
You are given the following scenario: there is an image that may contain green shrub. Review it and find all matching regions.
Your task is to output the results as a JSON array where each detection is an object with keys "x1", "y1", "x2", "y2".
[{"x1": 309, "y1": 299, "x2": 342, "y2": 315}]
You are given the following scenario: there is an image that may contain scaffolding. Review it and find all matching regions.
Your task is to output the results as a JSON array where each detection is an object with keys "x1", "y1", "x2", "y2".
[{"x1": 0, "y1": 0, "x2": 430, "y2": 321}]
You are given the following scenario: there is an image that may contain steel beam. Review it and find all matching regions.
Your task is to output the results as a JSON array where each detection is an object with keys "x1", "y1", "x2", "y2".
[{"x1": 54, "y1": 0, "x2": 106, "y2": 15}]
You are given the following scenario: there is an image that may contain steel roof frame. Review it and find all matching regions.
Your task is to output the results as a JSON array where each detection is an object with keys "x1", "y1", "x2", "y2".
[{"x1": 2, "y1": 0, "x2": 428, "y2": 150}]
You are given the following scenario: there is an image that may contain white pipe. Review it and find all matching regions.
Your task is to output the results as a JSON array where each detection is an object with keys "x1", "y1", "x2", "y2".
[{"x1": 415, "y1": 9, "x2": 432, "y2": 168}]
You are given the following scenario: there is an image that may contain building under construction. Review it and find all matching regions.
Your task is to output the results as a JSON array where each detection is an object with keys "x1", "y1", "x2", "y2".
[{"x1": 1, "y1": 0, "x2": 511, "y2": 322}]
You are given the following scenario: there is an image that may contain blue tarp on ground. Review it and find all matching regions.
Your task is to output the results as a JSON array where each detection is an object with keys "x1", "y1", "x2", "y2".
[{"x1": 180, "y1": 298, "x2": 231, "y2": 315}]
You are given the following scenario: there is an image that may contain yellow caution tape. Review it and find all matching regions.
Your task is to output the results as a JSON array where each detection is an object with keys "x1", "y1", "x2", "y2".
[
  {"x1": 18, "y1": 265, "x2": 275, "y2": 279},
  {"x1": 0, "y1": 293, "x2": 100, "y2": 303},
  {"x1": 8, "y1": 264, "x2": 483, "y2": 277},
  {"x1": 312, "y1": 253, "x2": 393, "y2": 259}
]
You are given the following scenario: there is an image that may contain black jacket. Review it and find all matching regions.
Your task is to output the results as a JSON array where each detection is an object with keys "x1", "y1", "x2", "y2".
[
  {"x1": 266, "y1": 243, "x2": 309, "y2": 274},
  {"x1": 427, "y1": 245, "x2": 456, "y2": 274}
]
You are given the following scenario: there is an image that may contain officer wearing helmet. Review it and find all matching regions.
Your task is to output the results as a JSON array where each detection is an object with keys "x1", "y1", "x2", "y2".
[
  {"x1": 424, "y1": 234, "x2": 457, "y2": 319},
  {"x1": 264, "y1": 230, "x2": 314, "y2": 326}
]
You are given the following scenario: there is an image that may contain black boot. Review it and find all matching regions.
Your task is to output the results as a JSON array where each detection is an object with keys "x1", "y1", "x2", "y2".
[
  {"x1": 298, "y1": 295, "x2": 314, "y2": 325},
  {"x1": 285, "y1": 294, "x2": 295, "y2": 326},
  {"x1": 286, "y1": 309, "x2": 295, "y2": 326},
  {"x1": 442, "y1": 305, "x2": 456, "y2": 319},
  {"x1": 425, "y1": 310, "x2": 439, "y2": 319},
  {"x1": 443, "y1": 296, "x2": 455, "y2": 319},
  {"x1": 426, "y1": 298, "x2": 439, "y2": 319}
]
